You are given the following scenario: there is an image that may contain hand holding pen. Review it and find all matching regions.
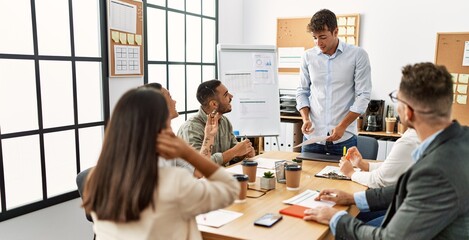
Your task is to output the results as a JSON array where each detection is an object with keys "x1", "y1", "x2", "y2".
[{"x1": 314, "y1": 189, "x2": 355, "y2": 206}]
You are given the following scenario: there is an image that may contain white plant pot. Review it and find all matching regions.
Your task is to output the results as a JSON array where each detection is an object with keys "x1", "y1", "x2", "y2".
[{"x1": 260, "y1": 177, "x2": 276, "y2": 190}]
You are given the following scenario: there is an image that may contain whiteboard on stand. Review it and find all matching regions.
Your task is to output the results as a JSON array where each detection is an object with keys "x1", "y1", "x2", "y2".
[{"x1": 217, "y1": 44, "x2": 281, "y2": 137}]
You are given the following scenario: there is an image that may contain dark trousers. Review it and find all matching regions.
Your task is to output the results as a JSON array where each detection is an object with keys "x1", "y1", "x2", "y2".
[{"x1": 301, "y1": 135, "x2": 357, "y2": 155}]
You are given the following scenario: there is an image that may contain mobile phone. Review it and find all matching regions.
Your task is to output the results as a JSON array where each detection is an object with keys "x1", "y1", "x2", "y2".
[{"x1": 253, "y1": 213, "x2": 283, "y2": 227}]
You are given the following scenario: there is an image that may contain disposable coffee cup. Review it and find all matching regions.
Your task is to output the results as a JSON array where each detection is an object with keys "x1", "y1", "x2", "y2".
[
  {"x1": 242, "y1": 160, "x2": 258, "y2": 185},
  {"x1": 233, "y1": 174, "x2": 248, "y2": 203},
  {"x1": 385, "y1": 117, "x2": 397, "y2": 134},
  {"x1": 285, "y1": 164, "x2": 301, "y2": 191}
]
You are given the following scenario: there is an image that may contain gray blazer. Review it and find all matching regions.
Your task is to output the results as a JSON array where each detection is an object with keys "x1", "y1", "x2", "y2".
[{"x1": 335, "y1": 121, "x2": 469, "y2": 239}]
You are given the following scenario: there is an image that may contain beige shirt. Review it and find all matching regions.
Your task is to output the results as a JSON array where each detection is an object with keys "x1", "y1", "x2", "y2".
[{"x1": 92, "y1": 167, "x2": 239, "y2": 240}]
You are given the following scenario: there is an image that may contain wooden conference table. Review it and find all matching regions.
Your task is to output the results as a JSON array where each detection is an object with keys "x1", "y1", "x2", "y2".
[{"x1": 199, "y1": 151, "x2": 367, "y2": 240}]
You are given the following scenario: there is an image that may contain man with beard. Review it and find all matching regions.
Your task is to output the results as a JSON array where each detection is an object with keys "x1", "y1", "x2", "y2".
[{"x1": 178, "y1": 80, "x2": 255, "y2": 172}]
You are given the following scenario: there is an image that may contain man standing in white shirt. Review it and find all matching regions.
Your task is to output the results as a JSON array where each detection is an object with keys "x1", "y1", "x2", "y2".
[{"x1": 296, "y1": 9, "x2": 371, "y2": 155}]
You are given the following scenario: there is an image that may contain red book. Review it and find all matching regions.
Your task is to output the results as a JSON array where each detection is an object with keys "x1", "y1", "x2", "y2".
[{"x1": 279, "y1": 205, "x2": 309, "y2": 219}]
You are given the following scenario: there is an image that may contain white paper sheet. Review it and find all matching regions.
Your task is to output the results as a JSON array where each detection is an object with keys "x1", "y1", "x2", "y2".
[
  {"x1": 196, "y1": 209, "x2": 243, "y2": 228},
  {"x1": 294, "y1": 135, "x2": 329, "y2": 148},
  {"x1": 282, "y1": 189, "x2": 335, "y2": 208},
  {"x1": 463, "y1": 41, "x2": 469, "y2": 66},
  {"x1": 110, "y1": 0, "x2": 136, "y2": 34}
]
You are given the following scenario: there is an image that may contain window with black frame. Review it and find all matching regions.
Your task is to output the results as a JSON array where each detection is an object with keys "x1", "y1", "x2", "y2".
[
  {"x1": 144, "y1": 0, "x2": 218, "y2": 131},
  {"x1": 0, "y1": 0, "x2": 108, "y2": 221}
]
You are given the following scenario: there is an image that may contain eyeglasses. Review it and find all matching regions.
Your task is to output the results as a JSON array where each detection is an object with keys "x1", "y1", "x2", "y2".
[{"x1": 388, "y1": 90, "x2": 434, "y2": 114}]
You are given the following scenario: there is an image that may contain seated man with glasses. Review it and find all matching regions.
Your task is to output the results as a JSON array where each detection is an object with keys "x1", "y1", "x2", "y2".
[
  {"x1": 177, "y1": 80, "x2": 255, "y2": 177},
  {"x1": 303, "y1": 62, "x2": 469, "y2": 239}
]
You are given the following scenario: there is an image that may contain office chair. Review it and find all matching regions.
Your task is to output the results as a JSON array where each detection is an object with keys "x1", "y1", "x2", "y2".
[
  {"x1": 356, "y1": 135, "x2": 379, "y2": 160},
  {"x1": 76, "y1": 167, "x2": 93, "y2": 222}
]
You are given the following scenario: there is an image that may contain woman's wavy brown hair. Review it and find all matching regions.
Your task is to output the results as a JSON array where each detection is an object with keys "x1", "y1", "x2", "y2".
[{"x1": 82, "y1": 88, "x2": 168, "y2": 222}]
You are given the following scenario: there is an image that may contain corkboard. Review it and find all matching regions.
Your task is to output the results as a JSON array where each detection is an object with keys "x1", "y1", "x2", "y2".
[
  {"x1": 108, "y1": 0, "x2": 144, "y2": 77},
  {"x1": 435, "y1": 32, "x2": 469, "y2": 126},
  {"x1": 277, "y1": 14, "x2": 360, "y2": 73}
]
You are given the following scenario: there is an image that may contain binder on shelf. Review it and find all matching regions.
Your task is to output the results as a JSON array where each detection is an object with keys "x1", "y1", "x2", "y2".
[
  {"x1": 279, "y1": 122, "x2": 287, "y2": 151},
  {"x1": 264, "y1": 137, "x2": 271, "y2": 152}
]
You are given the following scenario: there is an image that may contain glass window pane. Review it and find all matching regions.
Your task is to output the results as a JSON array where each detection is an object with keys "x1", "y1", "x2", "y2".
[
  {"x1": 172, "y1": 114, "x2": 186, "y2": 134},
  {"x1": 187, "y1": 65, "x2": 201, "y2": 111},
  {"x1": 147, "y1": 8, "x2": 166, "y2": 61},
  {"x1": 187, "y1": 16, "x2": 202, "y2": 63},
  {"x1": 202, "y1": 19, "x2": 216, "y2": 63},
  {"x1": 203, "y1": 65, "x2": 216, "y2": 80},
  {"x1": 0, "y1": 0, "x2": 34, "y2": 54},
  {"x1": 44, "y1": 130, "x2": 77, "y2": 198},
  {"x1": 202, "y1": 0, "x2": 216, "y2": 18},
  {"x1": 167, "y1": 0, "x2": 184, "y2": 11},
  {"x1": 76, "y1": 61, "x2": 103, "y2": 124},
  {"x1": 168, "y1": 12, "x2": 185, "y2": 62},
  {"x1": 168, "y1": 65, "x2": 185, "y2": 112},
  {"x1": 148, "y1": 64, "x2": 167, "y2": 88},
  {"x1": 3, "y1": 135, "x2": 42, "y2": 210},
  {"x1": 0, "y1": 59, "x2": 38, "y2": 134},
  {"x1": 146, "y1": 0, "x2": 165, "y2": 6},
  {"x1": 40, "y1": 60, "x2": 74, "y2": 128},
  {"x1": 79, "y1": 126, "x2": 104, "y2": 170},
  {"x1": 35, "y1": 0, "x2": 71, "y2": 56},
  {"x1": 187, "y1": 0, "x2": 201, "y2": 14},
  {"x1": 72, "y1": 0, "x2": 101, "y2": 57}
]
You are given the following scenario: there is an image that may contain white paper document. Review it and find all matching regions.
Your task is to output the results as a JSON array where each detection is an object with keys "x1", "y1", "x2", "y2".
[
  {"x1": 278, "y1": 47, "x2": 304, "y2": 69},
  {"x1": 282, "y1": 189, "x2": 335, "y2": 208},
  {"x1": 110, "y1": 0, "x2": 137, "y2": 34},
  {"x1": 463, "y1": 41, "x2": 469, "y2": 66},
  {"x1": 294, "y1": 135, "x2": 329, "y2": 148},
  {"x1": 196, "y1": 209, "x2": 243, "y2": 228},
  {"x1": 253, "y1": 157, "x2": 277, "y2": 169}
]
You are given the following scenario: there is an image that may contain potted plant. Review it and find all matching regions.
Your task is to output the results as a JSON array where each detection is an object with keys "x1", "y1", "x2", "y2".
[
  {"x1": 260, "y1": 171, "x2": 276, "y2": 190},
  {"x1": 292, "y1": 158, "x2": 302, "y2": 168}
]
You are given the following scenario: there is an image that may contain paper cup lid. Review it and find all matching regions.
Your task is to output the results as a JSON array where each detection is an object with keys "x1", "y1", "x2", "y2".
[
  {"x1": 233, "y1": 174, "x2": 249, "y2": 181},
  {"x1": 241, "y1": 160, "x2": 258, "y2": 166}
]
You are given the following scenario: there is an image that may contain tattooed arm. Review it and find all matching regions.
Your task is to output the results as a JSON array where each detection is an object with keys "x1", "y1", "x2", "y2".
[{"x1": 194, "y1": 111, "x2": 221, "y2": 178}]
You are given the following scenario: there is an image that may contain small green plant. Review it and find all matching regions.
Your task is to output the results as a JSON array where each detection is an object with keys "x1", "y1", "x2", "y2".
[{"x1": 263, "y1": 171, "x2": 274, "y2": 178}]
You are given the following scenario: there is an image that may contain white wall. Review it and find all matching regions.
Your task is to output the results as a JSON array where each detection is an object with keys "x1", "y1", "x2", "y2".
[
  {"x1": 241, "y1": 0, "x2": 469, "y2": 112},
  {"x1": 0, "y1": 198, "x2": 94, "y2": 240}
]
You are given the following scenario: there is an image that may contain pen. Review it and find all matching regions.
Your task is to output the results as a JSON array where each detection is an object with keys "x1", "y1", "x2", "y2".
[{"x1": 343, "y1": 146, "x2": 347, "y2": 157}]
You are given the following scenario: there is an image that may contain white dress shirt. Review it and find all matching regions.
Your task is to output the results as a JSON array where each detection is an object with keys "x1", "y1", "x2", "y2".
[
  {"x1": 296, "y1": 40, "x2": 372, "y2": 143},
  {"x1": 351, "y1": 129, "x2": 420, "y2": 188}
]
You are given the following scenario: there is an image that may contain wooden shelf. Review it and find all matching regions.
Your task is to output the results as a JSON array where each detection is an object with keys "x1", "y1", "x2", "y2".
[
  {"x1": 280, "y1": 115, "x2": 302, "y2": 120},
  {"x1": 358, "y1": 131, "x2": 401, "y2": 138}
]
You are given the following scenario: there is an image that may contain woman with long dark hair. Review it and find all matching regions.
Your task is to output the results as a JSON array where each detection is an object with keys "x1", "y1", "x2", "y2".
[{"x1": 82, "y1": 88, "x2": 239, "y2": 239}]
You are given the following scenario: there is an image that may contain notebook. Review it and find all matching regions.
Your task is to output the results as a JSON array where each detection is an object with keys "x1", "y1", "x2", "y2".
[
  {"x1": 279, "y1": 205, "x2": 309, "y2": 219},
  {"x1": 295, "y1": 152, "x2": 341, "y2": 163}
]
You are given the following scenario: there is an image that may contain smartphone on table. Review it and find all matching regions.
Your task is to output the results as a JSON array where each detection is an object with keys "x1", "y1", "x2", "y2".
[{"x1": 253, "y1": 213, "x2": 283, "y2": 227}]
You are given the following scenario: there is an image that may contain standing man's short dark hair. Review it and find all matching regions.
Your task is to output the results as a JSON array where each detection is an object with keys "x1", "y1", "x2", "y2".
[{"x1": 307, "y1": 9, "x2": 337, "y2": 33}]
